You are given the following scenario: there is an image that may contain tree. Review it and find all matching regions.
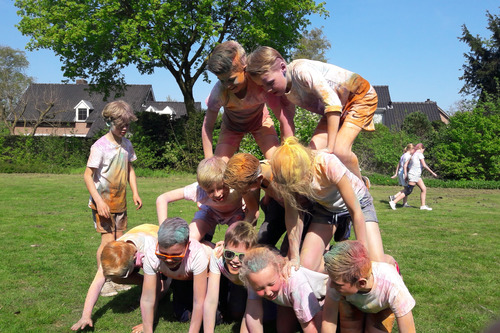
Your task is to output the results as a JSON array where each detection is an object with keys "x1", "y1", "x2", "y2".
[
  {"x1": 290, "y1": 27, "x2": 331, "y2": 62},
  {"x1": 15, "y1": 0, "x2": 327, "y2": 116},
  {"x1": 0, "y1": 46, "x2": 33, "y2": 134},
  {"x1": 459, "y1": 9, "x2": 500, "y2": 100},
  {"x1": 400, "y1": 111, "x2": 435, "y2": 142}
]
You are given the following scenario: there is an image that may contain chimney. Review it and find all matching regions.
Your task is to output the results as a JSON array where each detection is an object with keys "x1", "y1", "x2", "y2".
[{"x1": 76, "y1": 79, "x2": 88, "y2": 85}]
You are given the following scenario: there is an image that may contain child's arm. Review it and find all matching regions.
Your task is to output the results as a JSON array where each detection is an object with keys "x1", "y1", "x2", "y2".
[
  {"x1": 137, "y1": 273, "x2": 158, "y2": 333},
  {"x1": 156, "y1": 187, "x2": 186, "y2": 225},
  {"x1": 284, "y1": 199, "x2": 303, "y2": 269},
  {"x1": 203, "y1": 271, "x2": 221, "y2": 333},
  {"x1": 201, "y1": 107, "x2": 219, "y2": 159},
  {"x1": 325, "y1": 112, "x2": 341, "y2": 153},
  {"x1": 242, "y1": 190, "x2": 260, "y2": 226},
  {"x1": 266, "y1": 94, "x2": 296, "y2": 140},
  {"x1": 336, "y1": 175, "x2": 371, "y2": 258},
  {"x1": 420, "y1": 159, "x2": 437, "y2": 178},
  {"x1": 84, "y1": 166, "x2": 110, "y2": 218},
  {"x1": 320, "y1": 296, "x2": 339, "y2": 333},
  {"x1": 396, "y1": 311, "x2": 416, "y2": 333},
  {"x1": 391, "y1": 161, "x2": 401, "y2": 179},
  {"x1": 128, "y1": 163, "x2": 142, "y2": 210},
  {"x1": 70, "y1": 267, "x2": 107, "y2": 331},
  {"x1": 403, "y1": 159, "x2": 411, "y2": 180},
  {"x1": 189, "y1": 270, "x2": 208, "y2": 333},
  {"x1": 243, "y1": 298, "x2": 264, "y2": 333}
]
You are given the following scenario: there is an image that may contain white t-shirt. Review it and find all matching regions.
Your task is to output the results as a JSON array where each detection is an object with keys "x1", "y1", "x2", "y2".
[
  {"x1": 183, "y1": 182, "x2": 245, "y2": 218},
  {"x1": 311, "y1": 152, "x2": 368, "y2": 213},
  {"x1": 248, "y1": 267, "x2": 328, "y2": 323},
  {"x1": 158, "y1": 239, "x2": 209, "y2": 280},
  {"x1": 87, "y1": 135, "x2": 137, "y2": 213},
  {"x1": 407, "y1": 151, "x2": 424, "y2": 181},
  {"x1": 208, "y1": 249, "x2": 243, "y2": 285},
  {"x1": 117, "y1": 224, "x2": 160, "y2": 276},
  {"x1": 327, "y1": 262, "x2": 415, "y2": 318}
]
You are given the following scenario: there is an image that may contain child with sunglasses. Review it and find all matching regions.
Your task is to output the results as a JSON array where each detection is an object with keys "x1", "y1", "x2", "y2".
[
  {"x1": 156, "y1": 156, "x2": 259, "y2": 242},
  {"x1": 136, "y1": 217, "x2": 210, "y2": 333},
  {"x1": 203, "y1": 221, "x2": 257, "y2": 332},
  {"x1": 71, "y1": 224, "x2": 161, "y2": 331},
  {"x1": 239, "y1": 246, "x2": 329, "y2": 333}
]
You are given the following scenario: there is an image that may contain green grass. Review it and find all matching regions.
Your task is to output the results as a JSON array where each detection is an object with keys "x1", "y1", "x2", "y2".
[{"x1": 0, "y1": 173, "x2": 499, "y2": 332}]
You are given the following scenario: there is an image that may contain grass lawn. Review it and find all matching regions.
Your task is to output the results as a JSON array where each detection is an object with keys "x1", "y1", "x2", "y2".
[{"x1": 0, "y1": 173, "x2": 498, "y2": 332}]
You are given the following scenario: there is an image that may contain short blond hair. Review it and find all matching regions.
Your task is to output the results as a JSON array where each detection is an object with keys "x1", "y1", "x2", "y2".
[
  {"x1": 102, "y1": 100, "x2": 137, "y2": 126},
  {"x1": 271, "y1": 136, "x2": 317, "y2": 210},
  {"x1": 197, "y1": 156, "x2": 227, "y2": 190},
  {"x1": 225, "y1": 221, "x2": 258, "y2": 249},
  {"x1": 246, "y1": 46, "x2": 285, "y2": 76},
  {"x1": 101, "y1": 241, "x2": 136, "y2": 278},
  {"x1": 207, "y1": 40, "x2": 247, "y2": 75},
  {"x1": 224, "y1": 153, "x2": 261, "y2": 192}
]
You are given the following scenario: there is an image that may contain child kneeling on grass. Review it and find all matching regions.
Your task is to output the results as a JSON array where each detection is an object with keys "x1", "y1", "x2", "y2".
[
  {"x1": 240, "y1": 246, "x2": 328, "y2": 333},
  {"x1": 322, "y1": 241, "x2": 416, "y2": 333},
  {"x1": 203, "y1": 221, "x2": 257, "y2": 332},
  {"x1": 71, "y1": 224, "x2": 162, "y2": 331},
  {"x1": 156, "y1": 156, "x2": 259, "y2": 242}
]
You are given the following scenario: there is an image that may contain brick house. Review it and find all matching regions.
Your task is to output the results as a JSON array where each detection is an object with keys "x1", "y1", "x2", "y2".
[{"x1": 9, "y1": 81, "x2": 201, "y2": 137}]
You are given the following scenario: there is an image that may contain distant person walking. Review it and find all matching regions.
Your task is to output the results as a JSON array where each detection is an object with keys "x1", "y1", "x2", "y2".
[
  {"x1": 389, "y1": 143, "x2": 437, "y2": 211},
  {"x1": 389, "y1": 144, "x2": 414, "y2": 208}
]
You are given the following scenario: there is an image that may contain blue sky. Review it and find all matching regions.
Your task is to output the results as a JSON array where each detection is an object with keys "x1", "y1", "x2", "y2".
[{"x1": 1, "y1": 0, "x2": 498, "y2": 111}]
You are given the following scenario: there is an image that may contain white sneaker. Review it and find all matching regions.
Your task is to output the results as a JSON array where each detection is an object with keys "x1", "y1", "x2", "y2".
[
  {"x1": 389, "y1": 201, "x2": 396, "y2": 210},
  {"x1": 112, "y1": 282, "x2": 133, "y2": 292},
  {"x1": 420, "y1": 205, "x2": 433, "y2": 211},
  {"x1": 100, "y1": 281, "x2": 118, "y2": 297},
  {"x1": 403, "y1": 203, "x2": 411, "y2": 208}
]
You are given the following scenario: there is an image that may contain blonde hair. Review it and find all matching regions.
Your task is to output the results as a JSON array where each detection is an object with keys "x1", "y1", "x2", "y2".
[
  {"x1": 404, "y1": 143, "x2": 414, "y2": 153},
  {"x1": 270, "y1": 136, "x2": 318, "y2": 210},
  {"x1": 102, "y1": 100, "x2": 137, "y2": 127},
  {"x1": 323, "y1": 240, "x2": 372, "y2": 285},
  {"x1": 197, "y1": 156, "x2": 227, "y2": 190},
  {"x1": 207, "y1": 40, "x2": 247, "y2": 75},
  {"x1": 246, "y1": 46, "x2": 285, "y2": 76},
  {"x1": 224, "y1": 153, "x2": 262, "y2": 192},
  {"x1": 239, "y1": 246, "x2": 285, "y2": 288},
  {"x1": 224, "y1": 221, "x2": 258, "y2": 249},
  {"x1": 101, "y1": 241, "x2": 136, "y2": 278}
]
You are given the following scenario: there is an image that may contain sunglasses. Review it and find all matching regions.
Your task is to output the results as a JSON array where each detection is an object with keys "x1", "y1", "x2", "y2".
[
  {"x1": 155, "y1": 241, "x2": 189, "y2": 262},
  {"x1": 223, "y1": 249, "x2": 245, "y2": 261}
]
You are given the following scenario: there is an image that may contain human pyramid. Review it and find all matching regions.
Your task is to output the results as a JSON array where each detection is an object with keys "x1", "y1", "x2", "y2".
[{"x1": 72, "y1": 41, "x2": 416, "y2": 333}]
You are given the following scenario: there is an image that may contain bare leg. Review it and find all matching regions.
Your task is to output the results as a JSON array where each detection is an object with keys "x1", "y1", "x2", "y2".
[
  {"x1": 415, "y1": 178, "x2": 427, "y2": 207},
  {"x1": 97, "y1": 232, "x2": 120, "y2": 268},
  {"x1": 365, "y1": 222, "x2": 385, "y2": 262},
  {"x1": 300, "y1": 223, "x2": 335, "y2": 272},
  {"x1": 214, "y1": 143, "x2": 239, "y2": 162}
]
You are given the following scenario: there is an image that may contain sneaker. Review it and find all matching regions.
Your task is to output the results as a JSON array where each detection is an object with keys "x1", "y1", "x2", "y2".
[
  {"x1": 403, "y1": 203, "x2": 411, "y2": 208},
  {"x1": 389, "y1": 201, "x2": 396, "y2": 210},
  {"x1": 362, "y1": 176, "x2": 371, "y2": 189},
  {"x1": 420, "y1": 205, "x2": 433, "y2": 211},
  {"x1": 112, "y1": 282, "x2": 133, "y2": 292},
  {"x1": 100, "y1": 281, "x2": 118, "y2": 297},
  {"x1": 389, "y1": 195, "x2": 395, "y2": 202}
]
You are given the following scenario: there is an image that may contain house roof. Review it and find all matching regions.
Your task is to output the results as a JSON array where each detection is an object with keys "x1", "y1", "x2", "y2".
[
  {"x1": 384, "y1": 100, "x2": 445, "y2": 130},
  {"x1": 11, "y1": 83, "x2": 155, "y2": 137},
  {"x1": 373, "y1": 85, "x2": 392, "y2": 109}
]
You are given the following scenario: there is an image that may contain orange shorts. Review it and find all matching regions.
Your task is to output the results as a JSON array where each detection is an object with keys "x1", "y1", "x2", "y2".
[
  {"x1": 92, "y1": 210, "x2": 128, "y2": 234},
  {"x1": 341, "y1": 85, "x2": 377, "y2": 131}
]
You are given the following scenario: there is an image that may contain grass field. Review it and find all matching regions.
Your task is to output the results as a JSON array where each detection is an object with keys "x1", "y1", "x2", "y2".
[{"x1": 0, "y1": 173, "x2": 499, "y2": 332}]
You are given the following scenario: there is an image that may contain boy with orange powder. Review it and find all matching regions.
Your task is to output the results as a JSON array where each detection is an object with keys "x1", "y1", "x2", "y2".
[
  {"x1": 322, "y1": 241, "x2": 416, "y2": 333},
  {"x1": 84, "y1": 100, "x2": 142, "y2": 296},
  {"x1": 203, "y1": 41, "x2": 294, "y2": 161},
  {"x1": 246, "y1": 46, "x2": 377, "y2": 185}
]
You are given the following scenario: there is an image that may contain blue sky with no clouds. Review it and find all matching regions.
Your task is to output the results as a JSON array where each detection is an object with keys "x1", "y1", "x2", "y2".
[{"x1": 1, "y1": 0, "x2": 498, "y2": 111}]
